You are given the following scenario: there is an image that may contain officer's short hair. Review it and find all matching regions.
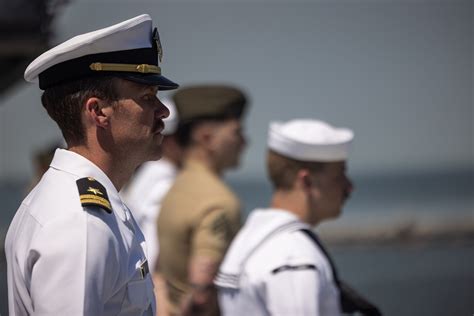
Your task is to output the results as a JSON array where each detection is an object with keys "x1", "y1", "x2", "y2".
[
  {"x1": 41, "y1": 76, "x2": 120, "y2": 146},
  {"x1": 267, "y1": 149, "x2": 325, "y2": 190}
]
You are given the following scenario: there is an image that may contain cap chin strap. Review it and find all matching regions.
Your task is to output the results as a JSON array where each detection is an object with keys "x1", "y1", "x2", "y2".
[{"x1": 89, "y1": 62, "x2": 161, "y2": 74}]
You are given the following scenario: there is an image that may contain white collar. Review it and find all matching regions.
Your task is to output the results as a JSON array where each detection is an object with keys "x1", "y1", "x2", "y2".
[
  {"x1": 50, "y1": 149, "x2": 118, "y2": 194},
  {"x1": 50, "y1": 149, "x2": 128, "y2": 221}
]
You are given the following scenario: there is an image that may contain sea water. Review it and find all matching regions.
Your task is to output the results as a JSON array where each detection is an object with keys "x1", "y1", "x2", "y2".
[{"x1": 0, "y1": 169, "x2": 473, "y2": 315}]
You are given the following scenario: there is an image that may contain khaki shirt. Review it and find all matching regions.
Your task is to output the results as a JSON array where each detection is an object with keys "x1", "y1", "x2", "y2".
[{"x1": 157, "y1": 159, "x2": 241, "y2": 315}]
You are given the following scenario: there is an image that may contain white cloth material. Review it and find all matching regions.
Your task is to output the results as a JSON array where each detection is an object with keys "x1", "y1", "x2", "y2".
[
  {"x1": 216, "y1": 209, "x2": 341, "y2": 316},
  {"x1": 121, "y1": 158, "x2": 178, "y2": 270},
  {"x1": 24, "y1": 14, "x2": 152, "y2": 83},
  {"x1": 5, "y1": 149, "x2": 156, "y2": 316},
  {"x1": 268, "y1": 119, "x2": 353, "y2": 162},
  {"x1": 161, "y1": 98, "x2": 178, "y2": 135}
]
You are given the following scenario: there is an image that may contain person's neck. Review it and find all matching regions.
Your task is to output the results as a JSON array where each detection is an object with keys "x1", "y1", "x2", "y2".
[
  {"x1": 162, "y1": 153, "x2": 180, "y2": 169},
  {"x1": 270, "y1": 189, "x2": 313, "y2": 225},
  {"x1": 69, "y1": 144, "x2": 136, "y2": 191},
  {"x1": 186, "y1": 147, "x2": 223, "y2": 176}
]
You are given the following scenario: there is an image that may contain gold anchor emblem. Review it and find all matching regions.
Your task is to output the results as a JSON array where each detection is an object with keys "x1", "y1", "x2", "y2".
[{"x1": 152, "y1": 27, "x2": 163, "y2": 63}]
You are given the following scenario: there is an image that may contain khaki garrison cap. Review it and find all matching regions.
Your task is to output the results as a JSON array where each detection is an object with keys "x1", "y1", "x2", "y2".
[{"x1": 173, "y1": 85, "x2": 247, "y2": 122}]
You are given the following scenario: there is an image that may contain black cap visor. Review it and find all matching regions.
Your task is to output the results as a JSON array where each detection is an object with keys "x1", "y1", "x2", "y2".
[{"x1": 115, "y1": 72, "x2": 179, "y2": 90}]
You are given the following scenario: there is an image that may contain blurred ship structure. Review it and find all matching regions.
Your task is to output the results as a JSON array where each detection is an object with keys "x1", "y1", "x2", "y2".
[{"x1": 0, "y1": 0, "x2": 70, "y2": 96}]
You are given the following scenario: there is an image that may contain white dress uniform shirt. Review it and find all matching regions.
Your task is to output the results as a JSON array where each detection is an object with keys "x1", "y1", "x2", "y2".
[
  {"x1": 5, "y1": 149, "x2": 156, "y2": 315},
  {"x1": 121, "y1": 158, "x2": 178, "y2": 270},
  {"x1": 215, "y1": 209, "x2": 341, "y2": 316}
]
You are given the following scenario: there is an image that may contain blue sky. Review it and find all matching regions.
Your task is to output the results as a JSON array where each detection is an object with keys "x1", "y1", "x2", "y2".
[{"x1": 0, "y1": 0, "x2": 472, "y2": 181}]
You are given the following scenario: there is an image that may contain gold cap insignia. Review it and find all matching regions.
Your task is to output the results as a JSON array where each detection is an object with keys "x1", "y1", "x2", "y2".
[{"x1": 152, "y1": 27, "x2": 163, "y2": 63}]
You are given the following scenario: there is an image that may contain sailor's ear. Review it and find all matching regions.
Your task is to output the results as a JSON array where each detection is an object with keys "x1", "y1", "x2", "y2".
[
  {"x1": 295, "y1": 169, "x2": 319, "y2": 196},
  {"x1": 294, "y1": 169, "x2": 312, "y2": 191},
  {"x1": 84, "y1": 98, "x2": 111, "y2": 128}
]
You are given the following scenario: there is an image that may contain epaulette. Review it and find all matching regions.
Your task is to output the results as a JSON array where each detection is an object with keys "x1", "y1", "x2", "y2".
[{"x1": 76, "y1": 177, "x2": 112, "y2": 213}]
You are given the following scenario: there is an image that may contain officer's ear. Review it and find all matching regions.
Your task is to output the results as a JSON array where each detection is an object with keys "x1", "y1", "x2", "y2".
[{"x1": 84, "y1": 97, "x2": 111, "y2": 128}]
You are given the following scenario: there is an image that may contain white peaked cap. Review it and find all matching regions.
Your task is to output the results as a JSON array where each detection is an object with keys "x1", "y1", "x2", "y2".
[
  {"x1": 268, "y1": 119, "x2": 354, "y2": 162},
  {"x1": 24, "y1": 14, "x2": 178, "y2": 90},
  {"x1": 161, "y1": 98, "x2": 179, "y2": 135}
]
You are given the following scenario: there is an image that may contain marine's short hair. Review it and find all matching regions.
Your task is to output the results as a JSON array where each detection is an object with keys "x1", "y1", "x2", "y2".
[
  {"x1": 41, "y1": 76, "x2": 119, "y2": 146},
  {"x1": 175, "y1": 115, "x2": 240, "y2": 148},
  {"x1": 266, "y1": 149, "x2": 325, "y2": 190}
]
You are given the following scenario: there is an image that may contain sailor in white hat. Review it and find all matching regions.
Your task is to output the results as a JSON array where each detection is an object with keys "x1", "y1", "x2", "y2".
[
  {"x1": 5, "y1": 14, "x2": 177, "y2": 315},
  {"x1": 215, "y1": 119, "x2": 381, "y2": 316}
]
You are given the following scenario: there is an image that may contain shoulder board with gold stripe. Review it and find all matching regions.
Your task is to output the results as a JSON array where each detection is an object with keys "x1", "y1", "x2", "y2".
[{"x1": 76, "y1": 177, "x2": 112, "y2": 213}]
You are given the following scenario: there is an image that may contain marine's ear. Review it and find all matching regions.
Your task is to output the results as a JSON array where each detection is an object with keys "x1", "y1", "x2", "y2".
[
  {"x1": 84, "y1": 97, "x2": 111, "y2": 128},
  {"x1": 192, "y1": 122, "x2": 215, "y2": 146}
]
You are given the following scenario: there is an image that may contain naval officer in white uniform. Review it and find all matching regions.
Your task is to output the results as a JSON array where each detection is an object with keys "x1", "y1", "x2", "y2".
[
  {"x1": 5, "y1": 14, "x2": 178, "y2": 315},
  {"x1": 215, "y1": 119, "x2": 381, "y2": 316}
]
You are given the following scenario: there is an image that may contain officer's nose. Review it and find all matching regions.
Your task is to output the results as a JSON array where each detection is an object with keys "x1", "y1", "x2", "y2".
[{"x1": 157, "y1": 98, "x2": 170, "y2": 119}]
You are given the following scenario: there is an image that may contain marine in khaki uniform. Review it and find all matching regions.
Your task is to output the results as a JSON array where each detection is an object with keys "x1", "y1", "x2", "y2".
[{"x1": 157, "y1": 85, "x2": 248, "y2": 316}]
